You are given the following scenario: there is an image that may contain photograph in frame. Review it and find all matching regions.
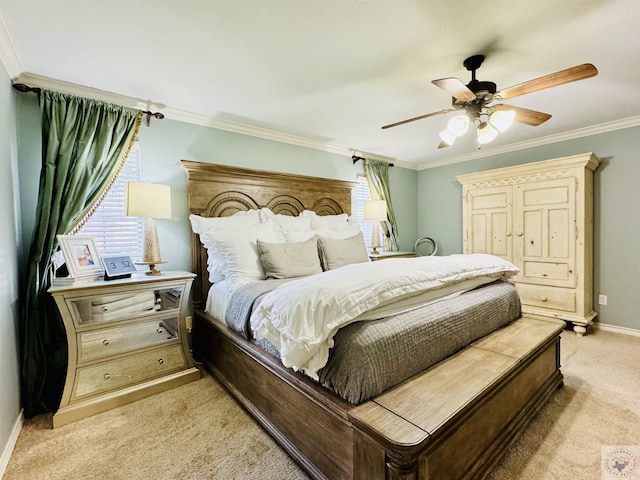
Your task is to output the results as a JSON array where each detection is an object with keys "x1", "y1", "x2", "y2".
[{"x1": 57, "y1": 234, "x2": 105, "y2": 279}]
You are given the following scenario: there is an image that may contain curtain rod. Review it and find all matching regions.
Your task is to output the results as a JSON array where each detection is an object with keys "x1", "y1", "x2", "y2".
[
  {"x1": 11, "y1": 82, "x2": 165, "y2": 125},
  {"x1": 352, "y1": 155, "x2": 394, "y2": 167}
]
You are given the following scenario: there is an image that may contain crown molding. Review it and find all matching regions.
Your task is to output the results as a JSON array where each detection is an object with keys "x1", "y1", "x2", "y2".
[
  {"x1": 418, "y1": 115, "x2": 640, "y2": 170},
  {"x1": 13, "y1": 72, "x2": 409, "y2": 169},
  {"x1": 0, "y1": 14, "x2": 23, "y2": 77}
]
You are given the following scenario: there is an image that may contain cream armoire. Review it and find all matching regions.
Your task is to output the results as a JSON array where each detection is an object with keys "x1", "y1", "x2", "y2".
[{"x1": 456, "y1": 152, "x2": 600, "y2": 336}]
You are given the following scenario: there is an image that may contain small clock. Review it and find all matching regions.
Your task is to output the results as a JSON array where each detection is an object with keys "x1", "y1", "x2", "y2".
[{"x1": 102, "y1": 255, "x2": 137, "y2": 280}]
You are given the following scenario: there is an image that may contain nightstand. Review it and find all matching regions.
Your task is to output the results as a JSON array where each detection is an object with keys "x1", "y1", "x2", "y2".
[
  {"x1": 369, "y1": 251, "x2": 417, "y2": 261},
  {"x1": 49, "y1": 271, "x2": 200, "y2": 427}
]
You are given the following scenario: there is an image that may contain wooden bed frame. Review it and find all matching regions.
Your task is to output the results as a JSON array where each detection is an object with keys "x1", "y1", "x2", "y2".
[{"x1": 180, "y1": 160, "x2": 565, "y2": 480}]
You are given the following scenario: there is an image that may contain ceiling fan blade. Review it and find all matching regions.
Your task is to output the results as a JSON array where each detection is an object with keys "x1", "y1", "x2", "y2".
[
  {"x1": 493, "y1": 104, "x2": 552, "y2": 126},
  {"x1": 432, "y1": 78, "x2": 476, "y2": 102},
  {"x1": 495, "y1": 63, "x2": 598, "y2": 100},
  {"x1": 381, "y1": 109, "x2": 456, "y2": 129},
  {"x1": 437, "y1": 141, "x2": 450, "y2": 149}
]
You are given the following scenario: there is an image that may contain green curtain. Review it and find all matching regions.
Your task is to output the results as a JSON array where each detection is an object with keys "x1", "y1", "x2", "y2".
[
  {"x1": 364, "y1": 158, "x2": 400, "y2": 252},
  {"x1": 20, "y1": 90, "x2": 142, "y2": 417}
]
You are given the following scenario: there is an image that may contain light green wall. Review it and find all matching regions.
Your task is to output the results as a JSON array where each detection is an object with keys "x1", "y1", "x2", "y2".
[
  {"x1": 16, "y1": 95, "x2": 418, "y2": 276},
  {"x1": 0, "y1": 65, "x2": 22, "y2": 467},
  {"x1": 417, "y1": 127, "x2": 640, "y2": 330}
]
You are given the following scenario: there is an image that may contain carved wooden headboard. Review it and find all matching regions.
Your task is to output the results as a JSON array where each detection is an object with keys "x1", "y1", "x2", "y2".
[{"x1": 179, "y1": 160, "x2": 356, "y2": 308}]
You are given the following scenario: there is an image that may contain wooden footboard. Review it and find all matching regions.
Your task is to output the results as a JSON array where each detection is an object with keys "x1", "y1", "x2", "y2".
[{"x1": 193, "y1": 311, "x2": 564, "y2": 480}]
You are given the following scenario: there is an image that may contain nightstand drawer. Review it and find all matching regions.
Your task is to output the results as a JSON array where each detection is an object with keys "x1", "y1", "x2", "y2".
[
  {"x1": 517, "y1": 284, "x2": 576, "y2": 313},
  {"x1": 78, "y1": 318, "x2": 179, "y2": 363},
  {"x1": 68, "y1": 286, "x2": 184, "y2": 326},
  {"x1": 73, "y1": 344, "x2": 187, "y2": 399}
]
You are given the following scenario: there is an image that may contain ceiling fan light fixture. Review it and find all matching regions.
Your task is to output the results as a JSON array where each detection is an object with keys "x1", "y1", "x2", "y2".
[
  {"x1": 446, "y1": 114, "x2": 470, "y2": 137},
  {"x1": 438, "y1": 128, "x2": 456, "y2": 146},
  {"x1": 489, "y1": 109, "x2": 516, "y2": 132},
  {"x1": 477, "y1": 121, "x2": 498, "y2": 144}
]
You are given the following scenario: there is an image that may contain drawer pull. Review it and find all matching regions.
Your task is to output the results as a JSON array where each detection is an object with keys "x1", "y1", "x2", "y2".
[
  {"x1": 541, "y1": 296, "x2": 548, "y2": 302},
  {"x1": 103, "y1": 372, "x2": 131, "y2": 380},
  {"x1": 101, "y1": 306, "x2": 108, "y2": 312},
  {"x1": 158, "y1": 358, "x2": 164, "y2": 365},
  {"x1": 103, "y1": 339, "x2": 109, "y2": 345},
  {"x1": 156, "y1": 328, "x2": 164, "y2": 334}
]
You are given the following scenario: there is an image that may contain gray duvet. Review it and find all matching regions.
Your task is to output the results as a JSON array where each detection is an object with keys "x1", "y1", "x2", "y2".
[{"x1": 224, "y1": 279, "x2": 521, "y2": 404}]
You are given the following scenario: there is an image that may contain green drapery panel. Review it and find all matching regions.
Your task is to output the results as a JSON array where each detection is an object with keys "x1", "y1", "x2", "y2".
[
  {"x1": 20, "y1": 90, "x2": 142, "y2": 417},
  {"x1": 364, "y1": 158, "x2": 399, "y2": 252}
]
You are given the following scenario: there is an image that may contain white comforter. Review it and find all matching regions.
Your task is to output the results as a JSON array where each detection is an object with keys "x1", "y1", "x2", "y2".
[{"x1": 250, "y1": 253, "x2": 518, "y2": 380}]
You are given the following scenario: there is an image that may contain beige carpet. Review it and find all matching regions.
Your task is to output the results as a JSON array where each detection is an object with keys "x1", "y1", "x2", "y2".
[{"x1": 4, "y1": 328, "x2": 639, "y2": 480}]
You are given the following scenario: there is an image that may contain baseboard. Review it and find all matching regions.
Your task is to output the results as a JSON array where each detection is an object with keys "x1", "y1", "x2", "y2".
[
  {"x1": 592, "y1": 321, "x2": 640, "y2": 337},
  {"x1": 0, "y1": 409, "x2": 23, "y2": 478}
]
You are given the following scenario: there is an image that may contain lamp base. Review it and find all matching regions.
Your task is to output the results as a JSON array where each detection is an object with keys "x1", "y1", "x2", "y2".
[
  {"x1": 135, "y1": 260, "x2": 168, "y2": 275},
  {"x1": 370, "y1": 220, "x2": 382, "y2": 255}
]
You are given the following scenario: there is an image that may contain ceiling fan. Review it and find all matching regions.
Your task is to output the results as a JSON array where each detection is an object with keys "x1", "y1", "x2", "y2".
[{"x1": 381, "y1": 55, "x2": 598, "y2": 148}]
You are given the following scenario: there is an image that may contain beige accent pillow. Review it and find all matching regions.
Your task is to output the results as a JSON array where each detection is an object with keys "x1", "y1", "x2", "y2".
[
  {"x1": 257, "y1": 236, "x2": 323, "y2": 279},
  {"x1": 318, "y1": 232, "x2": 369, "y2": 271}
]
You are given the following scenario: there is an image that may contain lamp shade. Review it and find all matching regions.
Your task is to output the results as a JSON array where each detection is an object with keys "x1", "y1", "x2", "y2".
[
  {"x1": 447, "y1": 114, "x2": 470, "y2": 137},
  {"x1": 477, "y1": 122, "x2": 498, "y2": 145},
  {"x1": 363, "y1": 200, "x2": 387, "y2": 221},
  {"x1": 489, "y1": 109, "x2": 516, "y2": 133},
  {"x1": 125, "y1": 182, "x2": 172, "y2": 219}
]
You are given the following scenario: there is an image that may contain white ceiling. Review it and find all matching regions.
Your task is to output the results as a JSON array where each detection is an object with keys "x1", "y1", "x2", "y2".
[{"x1": 1, "y1": 0, "x2": 639, "y2": 169}]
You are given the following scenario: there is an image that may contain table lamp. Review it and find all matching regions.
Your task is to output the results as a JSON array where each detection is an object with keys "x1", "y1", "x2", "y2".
[
  {"x1": 125, "y1": 182, "x2": 171, "y2": 275},
  {"x1": 364, "y1": 200, "x2": 387, "y2": 254}
]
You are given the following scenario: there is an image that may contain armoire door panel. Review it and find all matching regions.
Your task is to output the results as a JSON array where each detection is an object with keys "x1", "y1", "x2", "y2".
[
  {"x1": 465, "y1": 187, "x2": 512, "y2": 260},
  {"x1": 471, "y1": 214, "x2": 488, "y2": 252},
  {"x1": 522, "y1": 184, "x2": 569, "y2": 206},
  {"x1": 548, "y1": 208, "x2": 570, "y2": 258},
  {"x1": 491, "y1": 212, "x2": 509, "y2": 257},
  {"x1": 522, "y1": 210, "x2": 543, "y2": 257},
  {"x1": 471, "y1": 191, "x2": 509, "y2": 210}
]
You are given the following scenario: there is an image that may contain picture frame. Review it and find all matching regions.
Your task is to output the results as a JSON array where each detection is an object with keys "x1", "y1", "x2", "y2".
[{"x1": 57, "y1": 235, "x2": 105, "y2": 279}]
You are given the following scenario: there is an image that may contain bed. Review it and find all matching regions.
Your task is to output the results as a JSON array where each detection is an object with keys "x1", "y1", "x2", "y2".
[{"x1": 180, "y1": 160, "x2": 565, "y2": 480}]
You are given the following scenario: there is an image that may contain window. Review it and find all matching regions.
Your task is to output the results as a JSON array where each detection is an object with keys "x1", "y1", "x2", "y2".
[
  {"x1": 355, "y1": 176, "x2": 373, "y2": 248},
  {"x1": 77, "y1": 142, "x2": 143, "y2": 262}
]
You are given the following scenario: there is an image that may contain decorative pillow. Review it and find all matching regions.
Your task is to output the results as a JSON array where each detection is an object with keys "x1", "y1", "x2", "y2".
[
  {"x1": 318, "y1": 232, "x2": 369, "y2": 271},
  {"x1": 199, "y1": 221, "x2": 285, "y2": 287},
  {"x1": 190, "y1": 212, "x2": 262, "y2": 283},
  {"x1": 257, "y1": 236, "x2": 323, "y2": 279}
]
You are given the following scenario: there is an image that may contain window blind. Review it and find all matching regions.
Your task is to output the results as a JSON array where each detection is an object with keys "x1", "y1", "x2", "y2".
[
  {"x1": 355, "y1": 176, "x2": 374, "y2": 249},
  {"x1": 78, "y1": 142, "x2": 143, "y2": 262}
]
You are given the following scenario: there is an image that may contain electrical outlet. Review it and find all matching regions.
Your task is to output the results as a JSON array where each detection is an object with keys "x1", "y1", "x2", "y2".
[{"x1": 598, "y1": 294, "x2": 608, "y2": 306}]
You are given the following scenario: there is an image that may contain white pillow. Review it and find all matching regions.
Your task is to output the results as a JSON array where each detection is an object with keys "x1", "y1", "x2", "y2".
[
  {"x1": 190, "y1": 212, "x2": 262, "y2": 283},
  {"x1": 261, "y1": 209, "x2": 312, "y2": 230},
  {"x1": 282, "y1": 229, "x2": 317, "y2": 243},
  {"x1": 200, "y1": 221, "x2": 285, "y2": 288},
  {"x1": 315, "y1": 225, "x2": 362, "y2": 240},
  {"x1": 300, "y1": 210, "x2": 350, "y2": 230}
]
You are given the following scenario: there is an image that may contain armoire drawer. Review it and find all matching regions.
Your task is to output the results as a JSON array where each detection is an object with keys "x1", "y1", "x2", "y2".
[
  {"x1": 72, "y1": 344, "x2": 187, "y2": 400},
  {"x1": 77, "y1": 317, "x2": 179, "y2": 363},
  {"x1": 517, "y1": 284, "x2": 576, "y2": 313}
]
